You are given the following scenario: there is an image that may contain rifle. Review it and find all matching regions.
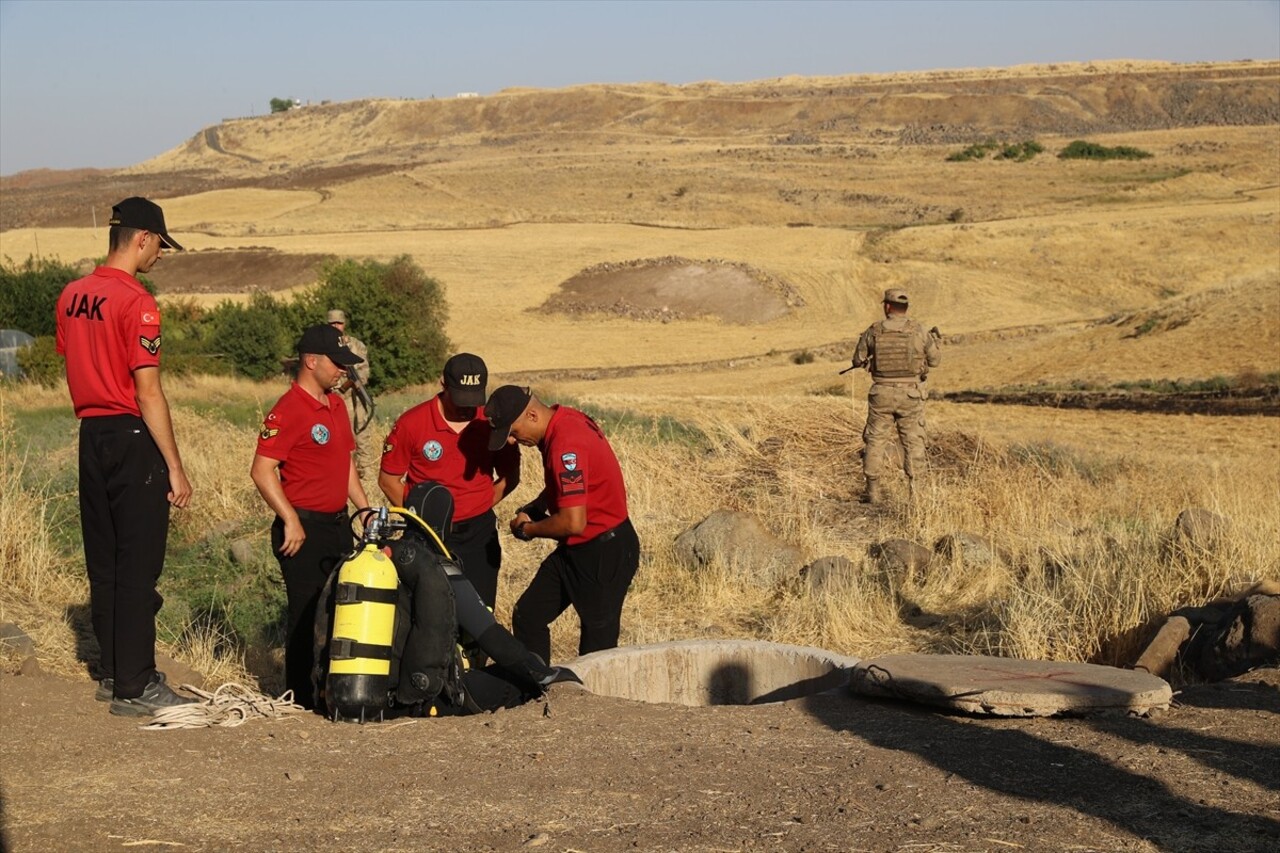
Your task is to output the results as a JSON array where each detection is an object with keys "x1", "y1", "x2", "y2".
[{"x1": 346, "y1": 368, "x2": 376, "y2": 435}]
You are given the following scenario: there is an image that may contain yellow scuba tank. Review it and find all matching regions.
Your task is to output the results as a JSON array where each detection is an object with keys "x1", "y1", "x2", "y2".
[{"x1": 326, "y1": 511, "x2": 400, "y2": 722}]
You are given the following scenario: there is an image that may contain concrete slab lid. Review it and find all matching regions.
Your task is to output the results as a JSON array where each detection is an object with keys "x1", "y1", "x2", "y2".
[{"x1": 849, "y1": 653, "x2": 1173, "y2": 717}]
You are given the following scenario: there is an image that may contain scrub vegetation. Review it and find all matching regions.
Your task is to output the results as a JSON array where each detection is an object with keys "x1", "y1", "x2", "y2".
[
  {"x1": 2, "y1": 255, "x2": 449, "y2": 392},
  {"x1": 3, "y1": 378, "x2": 1275, "y2": 688},
  {"x1": 1, "y1": 57, "x2": 1277, "y2": 852}
]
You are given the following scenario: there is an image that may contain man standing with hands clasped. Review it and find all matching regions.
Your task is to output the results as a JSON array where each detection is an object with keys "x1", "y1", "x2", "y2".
[
  {"x1": 484, "y1": 385, "x2": 640, "y2": 664},
  {"x1": 251, "y1": 324, "x2": 371, "y2": 710},
  {"x1": 56, "y1": 196, "x2": 197, "y2": 716}
]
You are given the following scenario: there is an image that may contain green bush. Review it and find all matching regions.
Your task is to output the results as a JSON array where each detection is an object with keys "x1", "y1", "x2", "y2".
[
  {"x1": 947, "y1": 140, "x2": 1043, "y2": 163},
  {"x1": 1, "y1": 255, "x2": 450, "y2": 392},
  {"x1": 14, "y1": 335, "x2": 62, "y2": 386},
  {"x1": 946, "y1": 141, "x2": 999, "y2": 162},
  {"x1": 0, "y1": 256, "x2": 81, "y2": 336},
  {"x1": 995, "y1": 140, "x2": 1044, "y2": 162},
  {"x1": 296, "y1": 256, "x2": 451, "y2": 392},
  {"x1": 209, "y1": 292, "x2": 293, "y2": 381},
  {"x1": 269, "y1": 97, "x2": 294, "y2": 114},
  {"x1": 1058, "y1": 140, "x2": 1154, "y2": 160},
  {"x1": 156, "y1": 297, "x2": 234, "y2": 377}
]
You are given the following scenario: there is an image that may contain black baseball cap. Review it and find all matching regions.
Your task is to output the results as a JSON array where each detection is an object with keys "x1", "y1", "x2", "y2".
[
  {"x1": 485, "y1": 385, "x2": 532, "y2": 451},
  {"x1": 109, "y1": 197, "x2": 184, "y2": 251},
  {"x1": 443, "y1": 353, "x2": 488, "y2": 408},
  {"x1": 296, "y1": 324, "x2": 364, "y2": 366}
]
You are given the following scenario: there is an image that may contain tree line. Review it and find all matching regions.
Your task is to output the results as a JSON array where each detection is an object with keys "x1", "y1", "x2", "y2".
[{"x1": 0, "y1": 255, "x2": 450, "y2": 392}]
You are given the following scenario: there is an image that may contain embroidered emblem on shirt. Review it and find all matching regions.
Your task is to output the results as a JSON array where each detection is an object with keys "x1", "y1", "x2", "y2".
[
  {"x1": 561, "y1": 452, "x2": 578, "y2": 471},
  {"x1": 259, "y1": 427, "x2": 279, "y2": 441},
  {"x1": 383, "y1": 441, "x2": 394, "y2": 455},
  {"x1": 141, "y1": 309, "x2": 160, "y2": 326},
  {"x1": 311, "y1": 424, "x2": 331, "y2": 445},
  {"x1": 559, "y1": 470, "x2": 585, "y2": 496},
  {"x1": 423, "y1": 440, "x2": 443, "y2": 461},
  {"x1": 139, "y1": 334, "x2": 161, "y2": 355}
]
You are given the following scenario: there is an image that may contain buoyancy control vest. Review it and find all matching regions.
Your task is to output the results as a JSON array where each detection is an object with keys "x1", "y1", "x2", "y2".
[
  {"x1": 312, "y1": 504, "x2": 470, "y2": 722},
  {"x1": 313, "y1": 490, "x2": 575, "y2": 723},
  {"x1": 870, "y1": 318, "x2": 926, "y2": 379}
]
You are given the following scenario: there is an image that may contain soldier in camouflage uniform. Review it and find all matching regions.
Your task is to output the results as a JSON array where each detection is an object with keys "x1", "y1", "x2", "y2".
[
  {"x1": 327, "y1": 309, "x2": 372, "y2": 476},
  {"x1": 850, "y1": 289, "x2": 941, "y2": 504}
]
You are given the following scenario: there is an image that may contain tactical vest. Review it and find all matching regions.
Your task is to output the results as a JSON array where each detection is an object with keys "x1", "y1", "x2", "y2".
[{"x1": 871, "y1": 319, "x2": 925, "y2": 379}]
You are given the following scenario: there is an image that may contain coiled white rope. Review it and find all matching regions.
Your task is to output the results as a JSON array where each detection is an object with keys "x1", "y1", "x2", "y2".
[{"x1": 141, "y1": 683, "x2": 307, "y2": 730}]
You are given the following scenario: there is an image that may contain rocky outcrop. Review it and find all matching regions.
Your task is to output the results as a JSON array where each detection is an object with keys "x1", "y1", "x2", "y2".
[{"x1": 673, "y1": 510, "x2": 802, "y2": 585}]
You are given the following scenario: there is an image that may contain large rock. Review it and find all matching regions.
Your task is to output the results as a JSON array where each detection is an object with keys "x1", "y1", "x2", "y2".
[
  {"x1": 1132, "y1": 582, "x2": 1279, "y2": 682},
  {"x1": 673, "y1": 510, "x2": 802, "y2": 585},
  {"x1": 868, "y1": 539, "x2": 933, "y2": 583},
  {"x1": 933, "y1": 532, "x2": 1010, "y2": 568},
  {"x1": 157, "y1": 653, "x2": 206, "y2": 691},
  {"x1": 0, "y1": 622, "x2": 36, "y2": 657},
  {"x1": 1196, "y1": 594, "x2": 1280, "y2": 681},
  {"x1": 801, "y1": 556, "x2": 854, "y2": 592},
  {"x1": 229, "y1": 538, "x2": 256, "y2": 565},
  {"x1": 1171, "y1": 508, "x2": 1230, "y2": 556}
]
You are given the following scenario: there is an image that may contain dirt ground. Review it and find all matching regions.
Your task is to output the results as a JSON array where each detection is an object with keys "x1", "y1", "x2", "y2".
[
  {"x1": 542, "y1": 258, "x2": 801, "y2": 325},
  {"x1": 1, "y1": 666, "x2": 1277, "y2": 852},
  {"x1": 2, "y1": 60, "x2": 1277, "y2": 853}
]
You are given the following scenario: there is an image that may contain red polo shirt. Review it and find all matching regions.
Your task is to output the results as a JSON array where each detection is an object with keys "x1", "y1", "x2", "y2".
[
  {"x1": 256, "y1": 383, "x2": 355, "y2": 513},
  {"x1": 55, "y1": 266, "x2": 162, "y2": 418},
  {"x1": 540, "y1": 405, "x2": 628, "y2": 546},
  {"x1": 380, "y1": 393, "x2": 517, "y2": 521}
]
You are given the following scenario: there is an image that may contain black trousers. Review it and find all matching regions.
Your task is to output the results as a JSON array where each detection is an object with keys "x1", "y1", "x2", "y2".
[
  {"x1": 446, "y1": 509, "x2": 502, "y2": 610},
  {"x1": 512, "y1": 519, "x2": 640, "y2": 664},
  {"x1": 78, "y1": 415, "x2": 171, "y2": 699},
  {"x1": 271, "y1": 513, "x2": 351, "y2": 709}
]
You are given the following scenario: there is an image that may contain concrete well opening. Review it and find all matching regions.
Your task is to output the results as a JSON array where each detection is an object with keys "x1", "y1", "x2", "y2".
[{"x1": 566, "y1": 640, "x2": 859, "y2": 706}]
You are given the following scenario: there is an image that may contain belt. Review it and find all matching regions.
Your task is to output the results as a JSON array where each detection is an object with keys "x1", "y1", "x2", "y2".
[
  {"x1": 451, "y1": 511, "x2": 495, "y2": 533},
  {"x1": 577, "y1": 519, "x2": 630, "y2": 547},
  {"x1": 293, "y1": 508, "x2": 348, "y2": 523}
]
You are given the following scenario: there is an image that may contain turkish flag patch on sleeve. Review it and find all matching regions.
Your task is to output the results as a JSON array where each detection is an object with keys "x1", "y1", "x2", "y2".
[{"x1": 140, "y1": 309, "x2": 160, "y2": 327}]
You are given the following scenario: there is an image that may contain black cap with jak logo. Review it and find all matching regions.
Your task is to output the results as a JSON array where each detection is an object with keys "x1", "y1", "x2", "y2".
[{"x1": 444, "y1": 353, "x2": 488, "y2": 408}]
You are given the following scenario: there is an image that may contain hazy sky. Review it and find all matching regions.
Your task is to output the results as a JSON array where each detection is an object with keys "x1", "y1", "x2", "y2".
[{"x1": 1, "y1": 0, "x2": 1277, "y2": 175}]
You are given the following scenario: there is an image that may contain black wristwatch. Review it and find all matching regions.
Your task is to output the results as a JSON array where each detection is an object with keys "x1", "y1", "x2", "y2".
[{"x1": 514, "y1": 520, "x2": 532, "y2": 541}]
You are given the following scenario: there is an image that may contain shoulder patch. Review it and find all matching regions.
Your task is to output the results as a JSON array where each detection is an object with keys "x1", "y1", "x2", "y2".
[
  {"x1": 259, "y1": 427, "x2": 279, "y2": 441},
  {"x1": 139, "y1": 334, "x2": 161, "y2": 355},
  {"x1": 140, "y1": 309, "x2": 160, "y2": 326},
  {"x1": 559, "y1": 470, "x2": 586, "y2": 496}
]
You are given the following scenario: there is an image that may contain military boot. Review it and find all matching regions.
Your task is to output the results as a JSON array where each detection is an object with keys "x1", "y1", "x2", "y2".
[{"x1": 860, "y1": 479, "x2": 884, "y2": 505}]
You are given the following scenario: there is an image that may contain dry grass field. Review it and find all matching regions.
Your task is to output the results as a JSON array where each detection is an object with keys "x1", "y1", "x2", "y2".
[
  {"x1": 1, "y1": 60, "x2": 1278, "y2": 852},
  {"x1": 3, "y1": 55, "x2": 1277, "y2": 666}
]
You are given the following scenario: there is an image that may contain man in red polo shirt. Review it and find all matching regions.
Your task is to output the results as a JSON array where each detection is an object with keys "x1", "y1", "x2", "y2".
[
  {"x1": 251, "y1": 324, "x2": 371, "y2": 710},
  {"x1": 55, "y1": 196, "x2": 197, "y2": 717},
  {"x1": 484, "y1": 385, "x2": 640, "y2": 664},
  {"x1": 379, "y1": 353, "x2": 519, "y2": 609}
]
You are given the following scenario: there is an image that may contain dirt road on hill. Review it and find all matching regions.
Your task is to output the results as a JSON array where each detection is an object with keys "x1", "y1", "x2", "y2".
[{"x1": 2, "y1": 667, "x2": 1278, "y2": 852}]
